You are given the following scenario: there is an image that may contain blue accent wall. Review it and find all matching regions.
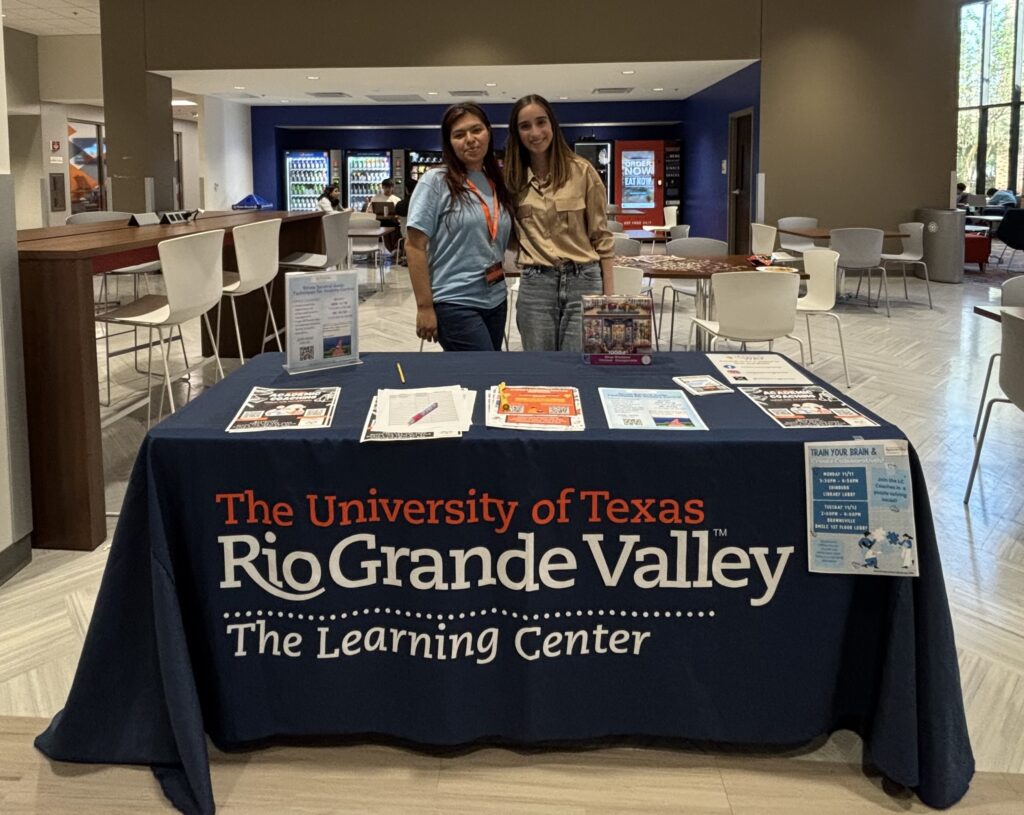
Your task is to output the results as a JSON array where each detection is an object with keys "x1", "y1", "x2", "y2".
[
  {"x1": 252, "y1": 101, "x2": 686, "y2": 207},
  {"x1": 679, "y1": 62, "x2": 761, "y2": 241},
  {"x1": 250, "y1": 66, "x2": 761, "y2": 232}
]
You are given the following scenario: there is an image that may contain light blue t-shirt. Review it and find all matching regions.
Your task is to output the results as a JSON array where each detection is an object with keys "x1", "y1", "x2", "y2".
[
  {"x1": 988, "y1": 189, "x2": 1017, "y2": 206},
  {"x1": 406, "y1": 168, "x2": 512, "y2": 309}
]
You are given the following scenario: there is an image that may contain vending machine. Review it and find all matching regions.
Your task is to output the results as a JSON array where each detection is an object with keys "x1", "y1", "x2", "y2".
[
  {"x1": 345, "y1": 150, "x2": 392, "y2": 210},
  {"x1": 614, "y1": 141, "x2": 663, "y2": 229},
  {"x1": 284, "y1": 150, "x2": 330, "y2": 212},
  {"x1": 406, "y1": 150, "x2": 444, "y2": 184},
  {"x1": 573, "y1": 141, "x2": 613, "y2": 205}
]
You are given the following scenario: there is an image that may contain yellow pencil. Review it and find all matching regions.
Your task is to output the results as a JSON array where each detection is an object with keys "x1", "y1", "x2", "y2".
[{"x1": 397, "y1": 362, "x2": 405, "y2": 384}]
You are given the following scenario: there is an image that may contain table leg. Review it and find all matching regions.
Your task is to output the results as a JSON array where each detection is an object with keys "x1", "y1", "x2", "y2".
[
  {"x1": 692, "y1": 280, "x2": 712, "y2": 351},
  {"x1": 20, "y1": 258, "x2": 106, "y2": 550}
]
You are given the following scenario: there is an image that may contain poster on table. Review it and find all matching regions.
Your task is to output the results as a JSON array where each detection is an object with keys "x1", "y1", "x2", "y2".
[
  {"x1": 707, "y1": 353, "x2": 811, "y2": 385},
  {"x1": 226, "y1": 386, "x2": 340, "y2": 432},
  {"x1": 740, "y1": 386, "x2": 878, "y2": 429},
  {"x1": 598, "y1": 388, "x2": 707, "y2": 430},
  {"x1": 284, "y1": 270, "x2": 360, "y2": 374},
  {"x1": 804, "y1": 439, "x2": 918, "y2": 576}
]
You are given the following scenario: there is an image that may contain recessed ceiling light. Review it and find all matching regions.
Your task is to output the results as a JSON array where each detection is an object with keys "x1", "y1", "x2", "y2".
[
  {"x1": 171, "y1": 99, "x2": 198, "y2": 107},
  {"x1": 485, "y1": 82, "x2": 497, "y2": 87},
  {"x1": 306, "y1": 75, "x2": 319, "y2": 80},
  {"x1": 653, "y1": 87, "x2": 664, "y2": 92},
  {"x1": 622, "y1": 69, "x2": 635, "y2": 75},
  {"x1": 280, "y1": 99, "x2": 289, "y2": 103},
  {"x1": 233, "y1": 85, "x2": 246, "y2": 90},
  {"x1": 427, "y1": 91, "x2": 439, "y2": 96},
  {"x1": 559, "y1": 96, "x2": 568, "y2": 100}
]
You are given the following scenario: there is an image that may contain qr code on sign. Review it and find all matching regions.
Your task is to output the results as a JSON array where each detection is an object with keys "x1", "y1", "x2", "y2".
[
  {"x1": 299, "y1": 345, "x2": 314, "y2": 361},
  {"x1": 549, "y1": 406, "x2": 569, "y2": 415},
  {"x1": 623, "y1": 417, "x2": 643, "y2": 426}
]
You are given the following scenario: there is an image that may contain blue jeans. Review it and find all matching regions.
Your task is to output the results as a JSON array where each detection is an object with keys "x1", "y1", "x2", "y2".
[
  {"x1": 516, "y1": 262, "x2": 604, "y2": 351},
  {"x1": 434, "y1": 300, "x2": 507, "y2": 352}
]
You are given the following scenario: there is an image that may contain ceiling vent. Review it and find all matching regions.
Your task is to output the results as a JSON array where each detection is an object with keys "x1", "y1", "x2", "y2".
[
  {"x1": 366, "y1": 93, "x2": 427, "y2": 103},
  {"x1": 592, "y1": 87, "x2": 634, "y2": 95},
  {"x1": 218, "y1": 92, "x2": 261, "y2": 99},
  {"x1": 449, "y1": 90, "x2": 488, "y2": 97},
  {"x1": 307, "y1": 91, "x2": 352, "y2": 99}
]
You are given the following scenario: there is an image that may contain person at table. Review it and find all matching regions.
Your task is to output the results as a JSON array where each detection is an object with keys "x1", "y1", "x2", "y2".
[
  {"x1": 986, "y1": 187, "x2": 1018, "y2": 206},
  {"x1": 956, "y1": 182, "x2": 968, "y2": 207},
  {"x1": 505, "y1": 94, "x2": 614, "y2": 351},
  {"x1": 316, "y1": 183, "x2": 342, "y2": 212},
  {"x1": 367, "y1": 178, "x2": 403, "y2": 252},
  {"x1": 406, "y1": 103, "x2": 513, "y2": 351}
]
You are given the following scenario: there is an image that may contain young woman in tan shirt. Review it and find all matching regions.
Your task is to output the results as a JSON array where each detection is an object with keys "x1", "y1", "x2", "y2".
[{"x1": 505, "y1": 95, "x2": 614, "y2": 352}]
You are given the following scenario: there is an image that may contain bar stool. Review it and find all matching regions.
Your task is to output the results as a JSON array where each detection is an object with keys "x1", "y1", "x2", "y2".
[
  {"x1": 218, "y1": 218, "x2": 284, "y2": 368},
  {"x1": 95, "y1": 229, "x2": 226, "y2": 424}
]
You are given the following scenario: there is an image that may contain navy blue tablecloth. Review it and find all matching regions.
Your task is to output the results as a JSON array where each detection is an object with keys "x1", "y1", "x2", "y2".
[{"x1": 36, "y1": 352, "x2": 973, "y2": 813}]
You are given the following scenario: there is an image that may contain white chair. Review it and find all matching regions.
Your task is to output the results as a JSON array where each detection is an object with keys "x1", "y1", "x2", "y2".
[
  {"x1": 95, "y1": 229, "x2": 226, "y2": 424},
  {"x1": 965, "y1": 311, "x2": 1024, "y2": 503},
  {"x1": 502, "y1": 250, "x2": 520, "y2": 349},
  {"x1": 661, "y1": 237, "x2": 729, "y2": 348},
  {"x1": 280, "y1": 210, "x2": 351, "y2": 272},
  {"x1": 218, "y1": 218, "x2": 284, "y2": 368},
  {"x1": 612, "y1": 237, "x2": 642, "y2": 257},
  {"x1": 830, "y1": 228, "x2": 890, "y2": 317},
  {"x1": 880, "y1": 222, "x2": 933, "y2": 309},
  {"x1": 797, "y1": 249, "x2": 850, "y2": 387},
  {"x1": 776, "y1": 216, "x2": 818, "y2": 264},
  {"x1": 751, "y1": 223, "x2": 777, "y2": 256},
  {"x1": 687, "y1": 271, "x2": 805, "y2": 364},
  {"x1": 973, "y1": 275, "x2": 1024, "y2": 438},
  {"x1": 349, "y1": 211, "x2": 386, "y2": 291},
  {"x1": 669, "y1": 225, "x2": 691, "y2": 240},
  {"x1": 608, "y1": 221, "x2": 625, "y2": 234},
  {"x1": 663, "y1": 205, "x2": 679, "y2": 227},
  {"x1": 611, "y1": 265, "x2": 644, "y2": 295}
]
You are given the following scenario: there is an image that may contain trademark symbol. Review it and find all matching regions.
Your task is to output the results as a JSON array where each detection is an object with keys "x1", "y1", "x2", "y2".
[{"x1": 714, "y1": 528, "x2": 728, "y2": 537}]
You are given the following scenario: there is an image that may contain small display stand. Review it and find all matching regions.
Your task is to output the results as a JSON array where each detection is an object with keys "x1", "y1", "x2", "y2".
[
  {"x1": 284, "y1": 270, "x2": 360, "y2": 374},
  {"x1": 581, "y1": 294, "x2": 654, "y2": 365}
]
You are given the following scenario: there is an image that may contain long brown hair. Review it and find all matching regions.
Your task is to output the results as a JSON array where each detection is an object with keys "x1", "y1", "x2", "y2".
[
  {"x1": 438, "y1": 103, "x2": 512, "y2": 222},
  {"x1": 504, "y1": 95, "x2": 576, "y2": 200}
]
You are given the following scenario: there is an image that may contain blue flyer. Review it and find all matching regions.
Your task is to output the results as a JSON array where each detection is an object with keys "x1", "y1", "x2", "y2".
[{"x1": 804, "y1": 440, "x2": 918, "y2": 577}]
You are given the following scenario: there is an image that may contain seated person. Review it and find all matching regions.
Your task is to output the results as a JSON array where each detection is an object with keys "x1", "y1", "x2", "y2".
[
  {"x1": 956, "y1": 182, "x2": 968, "y2": 206},
  {"x1": 368, "y1": 178, "x2": 402, "y2": 252},
  {"x1": 986, "y1": 187, "x2": 1018, "y2": 206}
]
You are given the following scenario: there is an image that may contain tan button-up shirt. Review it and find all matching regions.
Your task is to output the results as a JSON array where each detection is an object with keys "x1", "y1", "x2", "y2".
[{"x1": 513, "y1": 156, "x2": 615, "y2": 268}]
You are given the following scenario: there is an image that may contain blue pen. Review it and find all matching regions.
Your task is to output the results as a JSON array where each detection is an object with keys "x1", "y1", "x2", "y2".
[{"x1": 407, "y1": 401, "x2": 439, "y2": 425}]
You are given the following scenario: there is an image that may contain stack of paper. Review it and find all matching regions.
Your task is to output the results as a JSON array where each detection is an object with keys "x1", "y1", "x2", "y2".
[
  {"x1": 226, "y1": 386, "x2": 340, "y2": 433},
  {"x1": 360, "y1": 386, "x2": 476, "y2": 442},
  {"x1": 485, "y1": 384, "x2": 585, "y2": 431}
]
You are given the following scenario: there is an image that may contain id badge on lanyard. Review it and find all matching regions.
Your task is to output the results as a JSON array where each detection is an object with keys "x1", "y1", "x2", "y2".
[{"x1": 467, "y1": 178, "x2": 504, "y2": 286}]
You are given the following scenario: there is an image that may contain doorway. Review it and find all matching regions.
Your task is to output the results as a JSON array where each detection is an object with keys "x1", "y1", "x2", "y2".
[
  {"x1": 727, "y1": 109, "x2": 754, "y2": 254},
  {"x1": 67, "y1": 120, "x2": 107, "y2": 214}
]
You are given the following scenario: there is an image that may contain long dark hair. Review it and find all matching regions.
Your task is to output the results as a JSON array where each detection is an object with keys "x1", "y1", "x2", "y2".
[
  {"x1": 318, "y1": 183, "x2": 339, "y2": 201},
  {"x1": 439, "y1": 103, "x2": 512, "y2": 219},
  {"x1": 504, "y1": 94, "x2": 576, "y2": 200}
]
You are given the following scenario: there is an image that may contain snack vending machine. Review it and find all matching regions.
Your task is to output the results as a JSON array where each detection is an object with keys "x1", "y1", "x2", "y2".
[
  {"x1": 573, "y1": 141, "x2": 613, "y2": 205},
  {"x1": 284, "y1": 150, "x2": 330, "y2": 211},
  {"x1": 406, "y1": 150, "x2": 444, "y2": 184},
  {"x1": 346, "y1": 150, "x2": 392, "y2": 211},
  {"x1": 614, "y1": 141, "x2": 663, "y2": 229}
]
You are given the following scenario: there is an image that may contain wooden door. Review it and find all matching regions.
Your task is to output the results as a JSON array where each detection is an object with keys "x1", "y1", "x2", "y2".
[{"x1": 727, "y1": 111, "x2": 754, "y2": 254}]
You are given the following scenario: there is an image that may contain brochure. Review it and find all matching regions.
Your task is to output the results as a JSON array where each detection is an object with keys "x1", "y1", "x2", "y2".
[
  {"x1": 372, "y1": 386, "x2": 474, "y2": 434},
  {"x1": 485, "y1": 384, "x2": 585, "y2": 431},
  {"x1": 707, "y1": 353, "x2": 811, "y2": 385},
  {"x1": 226, "y1": 386, "x2": 339, "y2": 432},
  {"x1": 805, "y1": 439, "x2": 918, "y2": 577},
  {"x1": 284, "y1": 270, "x2": 360, "y2": 374},
  {"x1": 581, "y1": 294, "x2": 654, "y2": 366},
  {"x1": 739, "y1": 386, "x2": 878, "y2": 429},
  {"x1": 599, "y1": 388, "x2": 708, "y2": 430},
  {"x1": 673, "y1": 375, "x2": 734, "y2": 396}
]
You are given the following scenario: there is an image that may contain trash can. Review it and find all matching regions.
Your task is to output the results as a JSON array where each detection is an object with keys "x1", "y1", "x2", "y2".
[{"x1": 915, "y1": 208, "x2": 965, "y2": 283}]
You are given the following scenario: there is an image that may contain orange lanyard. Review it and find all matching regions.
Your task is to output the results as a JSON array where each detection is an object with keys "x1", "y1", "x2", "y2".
[{"x1": 465, "y1": 178, "x2": 500, "y2": 242}]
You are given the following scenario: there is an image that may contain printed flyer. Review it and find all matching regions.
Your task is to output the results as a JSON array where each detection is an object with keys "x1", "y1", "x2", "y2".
[
  {"x1": 226, "y1": 386, "x2": 340, "y2": 432},
  {"x1": 599, "y1": 388, "x2": 708, "y2": 430},
  {"x1": 284, "y1": 270, "x2": 360, "y2": 373},
  {"x1": 739, "y1": 386, "x2": 878, "y2": 429},
  {"x1": 707, "y1": 353, "x2": 811, "y2": 385},
  {"x1": 805, "y1": 439, "x2": 918, "y2": 576},
  {"x1": 581, "y1": 295, "x2": 655, "y2": 366}
]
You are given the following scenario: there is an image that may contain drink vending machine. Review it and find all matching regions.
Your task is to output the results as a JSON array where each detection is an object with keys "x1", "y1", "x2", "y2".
[
  {"x1": 284, "y1": 150, "x2": 330, "y2": 211},
  {"x1": 346, "y1": 150, "x2": 392, "y2": 210}
]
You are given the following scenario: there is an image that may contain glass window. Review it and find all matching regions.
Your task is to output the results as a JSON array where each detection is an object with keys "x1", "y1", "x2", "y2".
[
  {"x1": 985, "y1": 105, "x2": 1013, "y2": 189},
  {"x1": 959, "y1": 109, "x2": 981, "y2": 189},
  {"x1": 960, "y1": 3, "x2": 985, "y2": 107},
  {"x1": 67, "y1": 122, "x2": 104, "y2": 215},
  {"x1": 984, "y1": 0, "x2": 1016, "y2": 104}
]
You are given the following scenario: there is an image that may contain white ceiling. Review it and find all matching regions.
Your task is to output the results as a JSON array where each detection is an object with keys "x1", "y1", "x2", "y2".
[
  {"x1": 2, "y1": 0, "x2": 99, "y2": 36},
  {"x1": 159, "y1": 61, "x2": 756, "y2": 107}
]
